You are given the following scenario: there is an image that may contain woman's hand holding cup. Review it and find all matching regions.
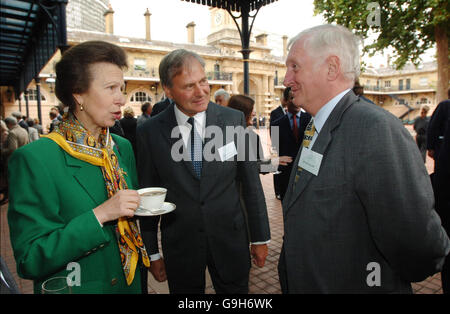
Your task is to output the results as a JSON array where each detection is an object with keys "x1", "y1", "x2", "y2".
[{"x1": 93, "y1": 190, "x2": 140, "y2": 225}]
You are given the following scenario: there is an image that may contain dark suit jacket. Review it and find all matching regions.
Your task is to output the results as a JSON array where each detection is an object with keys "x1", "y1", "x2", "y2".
[
  {"x1": 150, "y1": 98, "x2": 171, "y2": 117},
  {"x1": 270, "y1": 105, "x2": 285, "y2": 125},
  {"x1": 279, "y1": 91, "x2": 450, "y2": 293},
  {"x1": 119, "y1": 116, "x2": 137, "y2": 158},
  {"x1": 136, "y1": 102, "x2": 270, "y2": 291},
  {"x1": 427, "y1": 100, "x2": 450, "y2": 163},
  {"x1": 271, "y1": 111, "x2": 311, "y2": 200},
  {"x1": 18, "y1": 119, "x2": 29, "y2": 132},
  {"x1": 430, "y1": 101, "x2": 450, "y2": 232}
]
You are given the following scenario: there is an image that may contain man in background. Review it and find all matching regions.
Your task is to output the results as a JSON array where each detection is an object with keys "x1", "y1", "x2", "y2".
[
  {"x1": 427, "y1": 88, "x2": 450, "y2": 293},
  {"x1": 137, "y1": 102, "x2": 152, "y2": 126},
  {"x1": 271, "y1": 87, "x2": 311, "y2": 200},
  {"x1": 413, "y1": 105, "x2": 430, "y2": 162},
  {"x1": 270, "y1": 88, "x2": 289, "y2": 199},
  {"x1": 214, "y1": 89, "x2": 230, "y2": 107}
]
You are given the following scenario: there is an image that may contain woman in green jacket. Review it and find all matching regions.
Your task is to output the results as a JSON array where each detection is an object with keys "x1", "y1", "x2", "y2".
[{"x1": 7, "y1": 41, "x2": 149, "y2": 294}]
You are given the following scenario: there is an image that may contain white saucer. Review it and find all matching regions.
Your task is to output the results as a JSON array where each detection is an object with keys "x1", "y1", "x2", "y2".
[{"x1": 135, "y1": 202, "x2": 176, "y2": 216}]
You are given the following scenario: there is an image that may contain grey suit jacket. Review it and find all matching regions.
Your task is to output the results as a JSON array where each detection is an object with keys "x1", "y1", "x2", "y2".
[
  {"x1": 136, "y1": 102, "x2": 270, "y2": 285},
  {"x1": 279, "y1": 91, "x2": 450, "y2": 293}
]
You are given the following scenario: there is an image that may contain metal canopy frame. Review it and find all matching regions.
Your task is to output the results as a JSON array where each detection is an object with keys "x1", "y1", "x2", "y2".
[
  {"x1": 0, "y1": 0, "x2": 68, "y2": 121},
  {"x1": 181, "y1": 0, "x2": 278, "y2": 95}
]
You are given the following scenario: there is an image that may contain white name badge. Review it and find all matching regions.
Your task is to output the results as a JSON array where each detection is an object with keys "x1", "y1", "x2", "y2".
[
  {"x1": 298, "y1": 148, "x2": 323, "y2": 176},
  {"x1": 218, "y1": 141, "x2": 237, "y2": 161}
]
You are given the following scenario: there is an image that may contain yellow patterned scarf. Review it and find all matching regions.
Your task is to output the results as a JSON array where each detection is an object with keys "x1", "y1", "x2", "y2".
[{"x1": 43, "y1": 113, "x2": 150, "y2": 285}]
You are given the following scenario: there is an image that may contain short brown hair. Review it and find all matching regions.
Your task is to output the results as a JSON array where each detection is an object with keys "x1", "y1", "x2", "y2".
[
  {"x1": 227, "y1": 95, "x2": 255, "y2": 125},
  {"x1": 55, "y1": 41, "x2": 128, "y2": 112}
]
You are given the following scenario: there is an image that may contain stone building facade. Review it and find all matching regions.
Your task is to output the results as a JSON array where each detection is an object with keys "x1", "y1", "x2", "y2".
[{"x1": 0, "y1": 5, "x2": 441, "y2": 131}]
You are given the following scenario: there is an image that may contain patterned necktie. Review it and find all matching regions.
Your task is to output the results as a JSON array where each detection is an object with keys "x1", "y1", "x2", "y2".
[
  {"x1": 294, "y1": 118, "x2": 315, "y2": 183},
  {"x1": 188, "y1": 117, "x2": 202, "y2": 178},
  {"x1": 292, "y1": 114, "x2": 299, "y2": 143}
]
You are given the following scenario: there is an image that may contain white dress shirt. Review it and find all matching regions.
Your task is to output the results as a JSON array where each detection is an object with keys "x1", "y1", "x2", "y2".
[{"x1": 310, "y1": 89, "x2": 351, "y2": 148}]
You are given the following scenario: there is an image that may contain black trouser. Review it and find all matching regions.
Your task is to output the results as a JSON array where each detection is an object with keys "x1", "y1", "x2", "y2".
[{"x1": 167, "y1": 243, "x2": 249, "y2": 294}]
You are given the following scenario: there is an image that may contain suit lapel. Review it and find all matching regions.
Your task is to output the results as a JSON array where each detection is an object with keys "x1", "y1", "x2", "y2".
[
  {"x1": 64, "y1": 152, "x2": 107, "y2": 206},
  {"x1": 160, "y1": 104, "x2": 201, "y2": 180},
  {"x1": 285, "y1": 91, "x2": 357, "y2": 210},
  {"x1": 201, "y1": 102, "x2": 224, "y2": 185}
]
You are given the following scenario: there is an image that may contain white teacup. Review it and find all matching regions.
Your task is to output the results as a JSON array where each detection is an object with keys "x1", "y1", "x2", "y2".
[{"x1": 138, "y1": 187, "x2": 167, "y2": 211}]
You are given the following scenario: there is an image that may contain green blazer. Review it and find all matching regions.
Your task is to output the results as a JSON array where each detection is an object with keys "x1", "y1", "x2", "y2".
[{"x1": 7, "y1": 134, "x2": 142, "y2": 294}]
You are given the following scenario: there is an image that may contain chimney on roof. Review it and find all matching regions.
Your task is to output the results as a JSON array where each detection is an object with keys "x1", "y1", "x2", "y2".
[
  {"x1": 255, "y1": 33, "x2": 268, "y2": 46},
  {"x1": 144, "y1": 8, "x2": 152, "y2": 41},
  {"x1": 104, "y1": 3, "x2": 114, "y2": 34},
  {"x1": 187, "y1": 22, "x2": 196, "y2": 44},
  {"x1": 282, "y1": 35, "x2": 288, "y2": 58}
]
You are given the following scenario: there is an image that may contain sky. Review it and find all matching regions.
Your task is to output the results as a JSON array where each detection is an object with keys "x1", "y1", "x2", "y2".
[{"x1": 108, "y1": 0, "x2": 434, "y2": 67}]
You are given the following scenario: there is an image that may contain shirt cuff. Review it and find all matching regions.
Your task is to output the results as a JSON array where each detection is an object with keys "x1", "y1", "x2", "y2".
[
  {"x1": 251, "y1": 240, "x2": 270, "y2": 245},
  {"x1": 150, "y1": 253, "x2": 161, "y2": 261}
]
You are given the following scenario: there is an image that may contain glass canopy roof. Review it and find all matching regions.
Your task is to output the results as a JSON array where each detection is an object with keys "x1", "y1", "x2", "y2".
[{"x1": 0, "y1": 0, "x2": 68, "y2": 97}]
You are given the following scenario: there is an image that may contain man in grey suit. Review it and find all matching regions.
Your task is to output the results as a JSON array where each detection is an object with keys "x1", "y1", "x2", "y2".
[
  {"x1": 136, "y1": 49, "x2": 270, "y2": 294},
  {"x1": 279, "y1": 24, "x2": 450, "y2": 293}
]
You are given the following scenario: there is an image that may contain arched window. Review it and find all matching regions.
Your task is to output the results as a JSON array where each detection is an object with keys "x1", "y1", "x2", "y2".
[{"x1": 130, "y1": 91, "x2": 152, "y2": 103}]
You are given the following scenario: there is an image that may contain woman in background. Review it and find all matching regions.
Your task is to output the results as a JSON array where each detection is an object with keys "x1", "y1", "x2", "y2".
[{"x1": 227, "y1": 95, "x2": 292, "y2": 172}]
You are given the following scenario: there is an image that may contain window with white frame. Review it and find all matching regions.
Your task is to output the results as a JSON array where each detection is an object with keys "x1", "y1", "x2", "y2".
[
  {"x1": 130, "y1": 91, "x2": 152, "y2": 103},
  {"x1": 134, "y1": 58, "x2": 147, "y2": 71},
  {"x1": 27, "y1": 89, "x2": 46, "y2": 101}
]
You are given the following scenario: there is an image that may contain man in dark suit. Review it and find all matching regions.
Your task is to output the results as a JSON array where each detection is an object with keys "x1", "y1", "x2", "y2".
[
  {"x1": 427, "y1": 94, "x2": 450, "y2": 170},
  {"x1": 427, "y1": 89, "x2": 450, "y2": 293},
  {"x1": 269, "y1": 92, "x2": 287, "y2": 126},
  {"x1": 136, "y1": 49, "x2": 270, "y2": 294},
  {"x1": 270, "y1": 89, "x2": 289, "y2": 199},
  {"x1": 279, "y1": 24, "x2": 449, "y2": 293},
  {"x1": 150, "y1": 97, "x2": 172, "y2": 117},
  {"x1": 271, "y1": 87, "x2": 311, "y2": 200}
]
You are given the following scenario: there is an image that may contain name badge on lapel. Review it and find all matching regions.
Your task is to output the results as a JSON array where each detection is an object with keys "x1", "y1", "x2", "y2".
[
  {"x1": 298, "y1": 148, "x2": 323, "y2": 176},
  {"x1": 218, "y1": 141, "x2": 237, "y2": 161}
]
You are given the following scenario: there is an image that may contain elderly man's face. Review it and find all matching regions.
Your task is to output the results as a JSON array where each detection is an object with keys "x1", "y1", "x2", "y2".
[
  {"x1": 284, "y1": 39, "x2": 327, "y2": 112},
  {"x1": 215, "y1": 95, "x2": 228, "y2": 106},
  {"x1": 214, "y1": 95, "x2": 227, "y2": 107},
  {"x1": 164, "y1": 58, "x2": 210, "y2": 116}
]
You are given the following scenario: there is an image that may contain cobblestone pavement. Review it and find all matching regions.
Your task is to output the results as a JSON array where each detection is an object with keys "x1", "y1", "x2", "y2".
[{"x1": 0, "y1": 127, "x2": 443, "y2": 294}]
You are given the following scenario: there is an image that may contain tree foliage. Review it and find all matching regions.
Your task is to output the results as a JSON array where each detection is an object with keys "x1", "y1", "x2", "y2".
[{"x1": 313, "y1": 0, "x2": 449, "y2": 69}]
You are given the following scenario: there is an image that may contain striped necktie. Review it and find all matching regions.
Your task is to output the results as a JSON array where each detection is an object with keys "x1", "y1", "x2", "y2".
[
  {"x1": 294, "y1": 119, "x2": 315, "y2": 183},
  {"x1": 188, "y1": 117, "x2": 202, "y2": 178}
]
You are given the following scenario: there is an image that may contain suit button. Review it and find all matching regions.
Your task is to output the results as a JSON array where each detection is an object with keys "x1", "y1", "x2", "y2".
[
  {"x1": 111, "y1": 278, "x2": 118, "y2": 286},
  {"x1": 201, "y1": 202, "x2": 205, "y2": 206}
]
